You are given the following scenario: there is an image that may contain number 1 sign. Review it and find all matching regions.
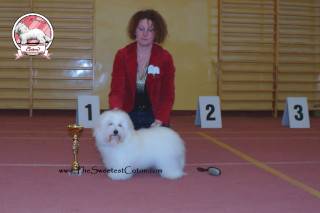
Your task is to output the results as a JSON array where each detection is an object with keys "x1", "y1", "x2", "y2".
[
  {"x1": 195, "y1": 96, "x2": 222, "y2": 128},
  {"x1": 282, "y1": 97, "x2": 310, "y2": 128},
  {"x1": 77, "y1": 95, "x2": 100, "y2": 128}
]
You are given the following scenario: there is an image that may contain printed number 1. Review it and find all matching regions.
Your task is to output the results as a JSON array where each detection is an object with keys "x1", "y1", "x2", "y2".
[
  {"x1": 85, "y1": 104, "x2": 92, "y2": 121},
  {"x1": 293, "y1": 104, "x2": 303, "y2": 121},
  {"x1": 206, "y1": 104, "x2": 216, "y2": 121}
]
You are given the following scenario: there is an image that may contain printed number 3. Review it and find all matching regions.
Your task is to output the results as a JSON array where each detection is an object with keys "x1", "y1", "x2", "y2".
[
  {"x1": 206, "y1": 104, "x2": 216, "y2": 121},
  {"x1": 293, "y1": 104, "x2": 303, "y2": 121},
  {"x1": 85, "y1": 104, "x2": 92, "y2": 121}
]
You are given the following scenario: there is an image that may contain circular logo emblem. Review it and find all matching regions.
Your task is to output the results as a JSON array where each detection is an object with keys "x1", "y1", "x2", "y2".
[{"x1": 12, "y1": 13, "x2": 54, "y2": 59}]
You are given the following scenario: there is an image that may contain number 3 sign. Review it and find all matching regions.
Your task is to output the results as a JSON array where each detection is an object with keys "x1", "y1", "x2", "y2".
[
  {"x1": 195, "y1": 96, "x2": 222, "y2": 128},
  {"x1": 282, "y1": 97, "x2": 310, "y2": 128},
  {"x1": 77, "y1": 95, "x2": 100, "y2": 128}
]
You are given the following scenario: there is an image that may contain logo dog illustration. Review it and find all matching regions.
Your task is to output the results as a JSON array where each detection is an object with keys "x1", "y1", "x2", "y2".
[
  {"x1": 14, "y1": 22, "x2": 51, "y2": 44},
  {"x1": 12, "y1": 13, "x2": 53, "y2": 59}
]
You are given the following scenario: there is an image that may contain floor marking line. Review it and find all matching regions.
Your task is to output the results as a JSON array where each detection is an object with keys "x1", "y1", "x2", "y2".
[
  {"x1": 1, "y1": 161, "x2": 320, "y2": 168},
  {"x1": 197, "y1": 132, "x2": 320, "y2": 199},
  {"x1": 0, "y1": 163, "x2": 104, "y2": 167}
]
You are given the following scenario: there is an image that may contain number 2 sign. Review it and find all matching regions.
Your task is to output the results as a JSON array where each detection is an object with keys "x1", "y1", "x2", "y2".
[
  {"x1": 282, "y1": 97, "x2": 310, "y2": 128},
  {"x1": 195, "y1": 96, "x2": 222, "y2": 128},
  {"x1": 77, "y1": 95, "x2": 100, "y2": 128}
]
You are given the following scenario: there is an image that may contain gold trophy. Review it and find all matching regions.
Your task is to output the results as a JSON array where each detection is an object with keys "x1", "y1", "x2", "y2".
[{"x1": 67, "y1": 124, "x2": 84, "y2": 176}]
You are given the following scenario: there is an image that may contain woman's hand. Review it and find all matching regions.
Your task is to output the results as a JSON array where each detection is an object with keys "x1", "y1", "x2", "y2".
[{"x1": 151, "y1": 119, "x2": 162, "y2": 127}]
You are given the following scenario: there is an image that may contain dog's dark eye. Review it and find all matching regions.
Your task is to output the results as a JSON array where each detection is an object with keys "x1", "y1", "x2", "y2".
[
  {"x1": 108, "y1": 123, "x2": 113, "y2": 126},
  {"x1": 118, "y1": 124, "x2": 122, "y2": 127}
]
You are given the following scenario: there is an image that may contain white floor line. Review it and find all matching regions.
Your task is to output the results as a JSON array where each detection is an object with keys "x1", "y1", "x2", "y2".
[
  {"x1": 0, "y1": 163, "x2": 103, "y2": 167},
  {"x1": 187, "y1": 161, "x2": 320, "y2": 166},
  {"x1": 0, "y1": 161, "x2": 319, "y2": 167}
]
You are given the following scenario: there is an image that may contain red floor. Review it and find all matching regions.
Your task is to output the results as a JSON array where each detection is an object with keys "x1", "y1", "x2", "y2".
[{"x1": 0, "y1": 111, "x2": 319, "y2": 213}]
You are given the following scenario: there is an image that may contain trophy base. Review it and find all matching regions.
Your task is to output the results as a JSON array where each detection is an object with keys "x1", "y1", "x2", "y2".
[{"x1": 68, "y1": 167, "x2": 83, "y2": 176}]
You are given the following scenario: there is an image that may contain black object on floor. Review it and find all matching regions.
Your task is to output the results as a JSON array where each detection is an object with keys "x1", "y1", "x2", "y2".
[{"x1": 197, "y1": 166, "x2": 221, "y2": 176}]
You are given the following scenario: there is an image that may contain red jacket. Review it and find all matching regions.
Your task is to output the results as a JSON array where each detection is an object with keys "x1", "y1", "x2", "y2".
[{"x1": 109, "y1": 42, "x2": 175, "y2": 125}]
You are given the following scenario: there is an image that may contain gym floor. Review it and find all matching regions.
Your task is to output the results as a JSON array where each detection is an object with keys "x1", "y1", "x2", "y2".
[{"x1": 1, "y1": 110, "x2": 319, "y2": 213}]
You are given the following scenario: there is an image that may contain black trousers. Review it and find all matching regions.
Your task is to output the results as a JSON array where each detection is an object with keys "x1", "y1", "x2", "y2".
[{"x1": 129, "y1": 109, "x2": 155, "y2": 130}]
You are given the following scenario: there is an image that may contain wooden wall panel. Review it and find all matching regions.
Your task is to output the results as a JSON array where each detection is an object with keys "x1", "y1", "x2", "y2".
[
  {"x1": 0, "y1": 0, "x2": 30, "y2": 109},
  {"x1": 0, "y1": 0, "x2": 94, "y2": 113},
  {"x1": 31, "y1": 0, "x2": 94, "y2": 111},
  {"x1": 217, "y1": 0, "x2": 320, "y2": 114},
  {"x1": 278, "y1": 0, "x2": 320, "y2": 110},
  {"x1": 218, "y1": 0, "x2": 275, "y2": 111}
]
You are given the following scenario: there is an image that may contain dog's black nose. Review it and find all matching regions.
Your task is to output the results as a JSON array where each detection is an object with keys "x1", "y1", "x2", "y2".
[{"x1": 113, "y1": 130, "x2": 118, "y2": 135}]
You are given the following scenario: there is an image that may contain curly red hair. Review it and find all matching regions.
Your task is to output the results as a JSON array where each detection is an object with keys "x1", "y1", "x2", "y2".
[{"x1": 127, "y1": 9, "x2": 168, "y2": 44}]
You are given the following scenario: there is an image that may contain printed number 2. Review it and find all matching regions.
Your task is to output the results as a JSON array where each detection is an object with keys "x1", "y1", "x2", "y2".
[
  {"x1": 85, "y1": 104, "x2": 92, "y2": 121},
  {"x1": 206, "y1": 104, "x2": 216, "y2": 121},
  {"x1": 293, "y1": 104, "x2": 303, "y2": 121}
]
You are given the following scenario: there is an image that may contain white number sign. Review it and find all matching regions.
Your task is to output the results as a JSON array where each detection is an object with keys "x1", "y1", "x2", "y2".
[
  {"x1": 77, "y1": 95, "x2": 100, "y2": 128},
  {"x1": 282, "y1": 97, "x2": 310, "y2": 128},
  {"x1": 195, "y1": 96, "x2": 222, "y2": 128}
]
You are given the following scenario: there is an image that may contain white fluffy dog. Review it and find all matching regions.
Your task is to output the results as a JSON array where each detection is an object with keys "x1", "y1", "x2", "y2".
[
  {"x1": 93, "y1": 110, "x2": 185, "y2": 180},
  {"x1": 15, "y1": 23, "x2": 51, "y2": 44}
]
